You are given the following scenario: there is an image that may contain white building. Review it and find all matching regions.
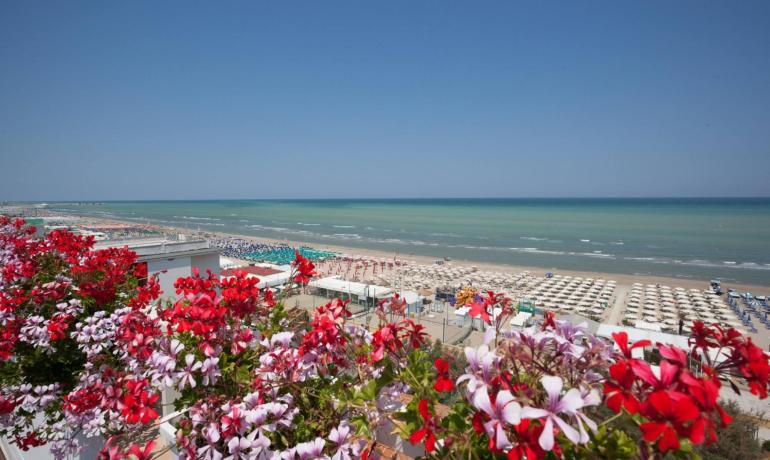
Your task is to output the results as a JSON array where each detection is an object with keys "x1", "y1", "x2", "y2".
[
  {"x1": 308, "y1": 276, "x2": 425, "y2": 313},
  {"x1": 309, "y1": 276, "x2": 393, "y2": 309},
  {"x1": 95, "y1": 237, "x2": 220, "y2": 299},
  {"x1": 220, "y1": 265, "x2": 292, "y2": 289}
]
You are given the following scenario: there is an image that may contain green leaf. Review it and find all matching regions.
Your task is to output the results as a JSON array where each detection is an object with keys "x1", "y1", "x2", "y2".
[
  {"x1": 350, "y1": 415, "x2": 371, "y2": 437},
  {"x1": 360, "y1": 379, "x2": 378, "y2": 401},
  {"x1": 235, "y1": 364, "x2": 252, "y2": 385}
]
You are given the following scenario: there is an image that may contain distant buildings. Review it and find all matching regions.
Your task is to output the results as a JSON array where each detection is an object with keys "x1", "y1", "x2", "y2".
[{"x1": 308, "y1": 276, "x2": 425, "y2": 314}]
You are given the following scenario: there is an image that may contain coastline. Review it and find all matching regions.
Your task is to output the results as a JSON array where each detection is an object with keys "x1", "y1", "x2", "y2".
[{"x1": 73, "y1": 214, "x2": 770, "y2": 294}]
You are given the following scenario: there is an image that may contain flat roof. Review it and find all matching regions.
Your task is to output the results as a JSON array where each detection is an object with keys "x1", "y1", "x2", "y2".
[
  {"x1": 309, "y1": 277, "x2": 392, "y2": 298},
  {"x1": 596, "y1": 324, "x2": 690, "y2": 349},
  {"x1": 95, "y1": 238, "x2": 219, "y2": 260},
  {"x1": 221, "y1": 266, "x2": 283, "y2": 277},
  {"x1": 400, "y1": 290, "x2": 423, "y2": 304}
]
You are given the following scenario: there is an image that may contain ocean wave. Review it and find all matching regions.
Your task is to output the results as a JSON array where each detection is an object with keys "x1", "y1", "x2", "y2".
[
  {"x1": 521, "y1": 236, "x2": 548, "y2": 241},
  {"x1": 508, "y1": 247, "x2": 567, "y2": 256},
  {"x1": 333, "y1": 225, "x2": 356, "y2": 229},
  {"x1": 507, "y1": 247, "x2": 617, "y2": 259},
  {"x1": 678, "y1": 259, "x2": 770, "y2": 270},
  {"x1": 248, "y1": 224, "x2": 289, "y2": 232},
  {"x1": 173, "y1": 216, "x2": 222, "y2": 221},
  {"x1": 296, "y1": 222, "x2": 321, "y2": 226},
  {"x1": 126, "y1": 217, "x2": 225, "y2": 227},
  {"x1": 332, "y1": 233, "x2": 363, "y2": 239},
  {"x1": 623, "y1": 257, "x2": 770, "y2": 271},
  {"x1": 580, "y1": 239, "x2": 590, "y2": 243}
]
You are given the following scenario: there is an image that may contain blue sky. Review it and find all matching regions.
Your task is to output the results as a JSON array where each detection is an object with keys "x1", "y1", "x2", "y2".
[{"x1": 1, "y1": 1, "x2": 769, "y2": 200}]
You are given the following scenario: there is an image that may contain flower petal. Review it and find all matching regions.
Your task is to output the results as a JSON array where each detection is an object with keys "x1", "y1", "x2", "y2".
[
  {"x1": 558, "y1": 388, "x2": 585, "y2": 414},
  {"x1": 495, "y1": 422, "x2": 512, "y2": 450},
  {"x1": 521, "y1": 406, "x2": 550, "y2": 420},
  {"x1": 540, "y1": 376, "x2": 563, "y2": 399},
  {"x1": 473, "y1": 390, "x2": 494, "y2": 416},
  {"x1": 501, "y1": 400, "x2": 521, "y2": 426},
  {"x1": 538, "y1": 417, "x2": 555, "y2": 451},
  {"x1": 553, "y1": 415, "x2": 581, "y2": 444}
]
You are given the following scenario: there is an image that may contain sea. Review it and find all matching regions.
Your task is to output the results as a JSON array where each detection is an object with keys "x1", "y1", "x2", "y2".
[{"x1": 48, "y1": 198, "x2": 770, "y2": 287}]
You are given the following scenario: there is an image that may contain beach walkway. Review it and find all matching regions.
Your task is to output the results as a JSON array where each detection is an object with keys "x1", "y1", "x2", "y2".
[{"x1": 606, "y1": 285, "x2": 629, "y2": 325}]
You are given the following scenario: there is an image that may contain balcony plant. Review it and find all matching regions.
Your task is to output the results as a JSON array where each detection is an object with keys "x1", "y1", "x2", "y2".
[{"x1": 1, "y1": 216, "x2": 768, "y2": 460}]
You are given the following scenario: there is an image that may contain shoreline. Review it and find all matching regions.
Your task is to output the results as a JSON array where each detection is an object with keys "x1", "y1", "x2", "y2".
[{"x1": 63, "y1": 213, "x2": 770, "y2": 294}]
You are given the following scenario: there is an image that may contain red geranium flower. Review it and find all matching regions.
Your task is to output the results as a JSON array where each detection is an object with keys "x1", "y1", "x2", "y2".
[
  {"x1": 400, "y1": 319, "x2": 429, "y2": 349},
  {"x1": 679, "y1": 370, "x2": 731, "y2": 445},
  {"x1": 409, "y1": 399, "x2": 437, "y2": 452},
  {"x1": 434, "y1": 358, "x2": 454, "y2": 392},
  {"x1": 603, "y1": 360, "x2": 642, "y2": 414},
  {"x1": 639, "y1": 390, "x2": 700, "y2": 453},
  {"x1": 612, "y1": 331, "x2": 651, "y2": 359},
  {"x1": 630, "y1": 358, "x2": 680, "y2": 390},
  {"x1": 541, "y1": 310, "x2": 556, "y2": 331},
  {"x1": 508, "y1": 419, "x2": 548, "y2": 460},
  {"x1": 291, "y1": 251, "x2": 316, "y2": 285},
  {"x1": 63, "y1": 386, "x2": 102, "y2": 414},
  {"x1": 128, "y1": 440, "x2": 155, "y2": 460},
  {"x1": 371, "y1": 323, "x2": 402, "y2": 362},
  {"x1": 469, "y1": 299, "x2": 492, "y2": 324},
  {"x1": 0, "y1": 395, "x2": 15, "y2": 415},
  {"x1": 120, "y1": 379, "x2": 159, "y2": 425},
  {"x1": 220, "y1": 270, "x2": 261, "y2": 318},
  {"x1": 378, "y1": 293, "x2": 407, "y2": 316},
  {"x1": 15, "y1": 431, "x2": 45, "y2": 451},
  {"x1": 47, "y1": 313, "x2": 72, "y2": 341},
  {"x1": 732, "y1": 339, "x2": 770, "y2": 399}
]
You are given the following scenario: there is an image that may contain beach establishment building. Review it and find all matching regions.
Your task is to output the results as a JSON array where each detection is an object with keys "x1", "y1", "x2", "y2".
[
  {"x1": 221, "y1": 265, "x2": 292, "y2": 289},
  {"x1": 308, "y1": 276, "x2": 425, "y2": 313},
  {"x1": 220, "y1": 256, "x2": 240, "y2": 270},
  {"x1": 596, "y1": 323, "x2": 690, "y2": 353},
  {"x1": 94, "y1": 237, "x2": 220, "y2": 299}
]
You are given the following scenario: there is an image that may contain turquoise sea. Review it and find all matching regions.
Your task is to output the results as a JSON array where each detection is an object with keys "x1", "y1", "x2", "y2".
[{"x1": 49, "y1": 199, "x2": 770, "y2": 286}]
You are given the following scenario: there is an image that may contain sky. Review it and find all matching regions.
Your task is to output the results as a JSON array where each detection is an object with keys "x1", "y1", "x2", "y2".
[{"x1": 1, "y1": 1, "x2": 769, "y2": 200}]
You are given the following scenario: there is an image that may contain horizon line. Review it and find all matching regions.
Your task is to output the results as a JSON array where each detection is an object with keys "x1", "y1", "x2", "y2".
[{"x1": 5, "y1": 196, "x2": 770, "y2": 203}]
